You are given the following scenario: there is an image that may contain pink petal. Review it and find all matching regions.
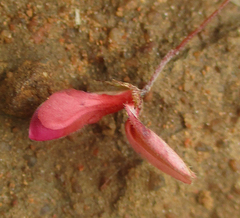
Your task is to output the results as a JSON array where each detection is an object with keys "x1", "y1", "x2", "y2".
[
  {"x1": 29, "y1": 89, "x2": 133, "y2": 141},
  {"x1": 29, "y1": 108, "x2": 69, "y2": 141},
  {"x1": 125, "y1": 104, "x2": 196, "y2": 184}
]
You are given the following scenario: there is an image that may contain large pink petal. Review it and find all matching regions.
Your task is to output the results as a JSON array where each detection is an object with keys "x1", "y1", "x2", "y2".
[
  {"x1": 38, "y1": 89, "x2": 133, "y2": 130},
  {"x1": 29, "y1": 108, "x2": 68, "y2": 141},
  {"x1": 125, "y1": 104, "x2": 196, "y2": 184},
  {"x1": 29, "y1": 89, "x2": 133, "y2": 141}
]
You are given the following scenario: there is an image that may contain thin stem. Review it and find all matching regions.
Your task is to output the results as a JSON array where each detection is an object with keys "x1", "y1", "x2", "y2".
[{"x1": 141, "y1": 0, "x2": 231, "y2": 96}]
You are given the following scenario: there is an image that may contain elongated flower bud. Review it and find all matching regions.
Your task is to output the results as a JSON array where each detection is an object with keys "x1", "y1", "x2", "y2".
[{"x1": 125, "y1": 104, "x2": 196, "y2": 184}]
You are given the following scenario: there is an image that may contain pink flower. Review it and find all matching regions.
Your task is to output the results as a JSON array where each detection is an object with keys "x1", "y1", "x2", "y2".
[
  {"x1": 29, "y1": 89, "x2": 195, "y2": 184},
  {"x1": 29, "y1": 89, "x2": 133, "y2": 141},
  {"x1": 124, "y1": 104, "x2": 196, "y2": 184}
]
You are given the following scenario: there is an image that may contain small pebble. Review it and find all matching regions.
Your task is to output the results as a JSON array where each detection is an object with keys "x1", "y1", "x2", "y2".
[
  {"x1": 165, "y1": 213, "x2": 177, "y2": 218},
  {"x1": 209, "y1": 119, "x2": 222, "y2": 132},
  {"x1": 26, "y1": 9, "x2": 33, "y2": 18},
  {"x1": 108, "y1": 27, "x2": 125, "y2": 46},
  {"x1": 183, "y1": 80, "x2": 193, "y2": 92},
  {"x1": 236, "y1": 108, "x2": 240, "y2": 117},
  {"x1": 40, "y1": 204, "x2": 51, "y2": 216},
  {"x1": 228, "y1": 159, "x2": 240, "y2": 172},
  {"x1": 0, "y1": 30, "x2": 13, "y2": 43},
  {"x1": 197, "y1": 190, "x2": 214, "y2": 210},
  {"x1": 143, "y1": 90, "x2": 153, "y2": 102},
  {"x1": 233, "y1": 177, "x2": 240, "y2": 195},
  {"x1": 71, "y1": 178, "x2": 83, "y2": 193},
  {"x1": 123, "y1": 76, "x2": 131, "y2": 82},
  {"x1": 216, "y1": 139, "x2": 228, "y2": 148},
  {"x1": 125, "y1": 0, "x2": 138, "y2": 11},
  {"x1": 11, "y1": 199, "x2": 18, "y2": 206},
  {"x1": 148, "y1": 171, "x2": 165, "y2": 191},
  {"x1": 147, "y1": 10, "x2": 161, "y2": 24},
  {"x1": 0, "y1": 142, "x2": 12, "y2": 151},
  {"x1": 195, "y1": 142, "x2": 212, "y2": 152},
  {"x1": 99, "y1": 115, "x2": 116, "y2": 136},
  {"x1": 23, "y1": 155, "x2": 37, "y2": 167}
]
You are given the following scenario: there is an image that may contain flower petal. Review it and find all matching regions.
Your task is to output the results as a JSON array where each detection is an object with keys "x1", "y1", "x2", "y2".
[
  {"x1": 125, "y1": 104, "x2": 196, "y2": 184},
  {"x1": 29, "y1": 108, "x2": 68, "y2": 141},
  {"x1": 29, "y1": 89, "x2": 133, "y2": 141}
]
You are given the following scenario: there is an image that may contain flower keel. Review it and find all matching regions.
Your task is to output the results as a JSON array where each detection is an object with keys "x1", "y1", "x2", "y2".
[{"x1": 125, "y1": 104, "x2": 196, "y2": 184}]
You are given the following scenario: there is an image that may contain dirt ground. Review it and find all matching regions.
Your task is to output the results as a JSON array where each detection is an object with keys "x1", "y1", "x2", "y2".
[{"x1": 0, "y1": 0, "x2": 240, "y2": 217}]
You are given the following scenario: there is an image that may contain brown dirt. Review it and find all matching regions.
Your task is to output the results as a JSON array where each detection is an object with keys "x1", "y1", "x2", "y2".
[{"x1": 0, "y1": 0, "x2": 240, "y2": 217}]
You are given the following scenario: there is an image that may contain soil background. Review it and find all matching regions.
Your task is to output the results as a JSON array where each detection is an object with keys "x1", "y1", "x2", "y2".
[{"x1": 0, "y1": 0, "x2": 240, "y2": 217}]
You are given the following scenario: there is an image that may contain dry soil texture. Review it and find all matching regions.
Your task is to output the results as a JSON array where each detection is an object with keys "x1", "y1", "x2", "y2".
[{"x1": 0, "y1": 0, "x2": 240, "y2": 218}]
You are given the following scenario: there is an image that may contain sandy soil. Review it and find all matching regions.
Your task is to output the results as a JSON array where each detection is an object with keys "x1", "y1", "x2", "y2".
[{"x1": 0, "y1": 0, "x2": 240, "y2": 217}]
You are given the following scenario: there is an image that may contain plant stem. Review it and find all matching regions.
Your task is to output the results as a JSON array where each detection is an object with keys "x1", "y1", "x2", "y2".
[{"x1": 141, "y1": 0, "x2": 231, "y2": 96}]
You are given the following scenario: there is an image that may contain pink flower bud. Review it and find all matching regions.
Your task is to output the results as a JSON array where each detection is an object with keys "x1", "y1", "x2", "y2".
[
  {"x1": 125, "y1": 104, "x2": 196, "y2": 184},
  {"x1": 29, "y1": 89, "x2": 133, "y2": 141}
]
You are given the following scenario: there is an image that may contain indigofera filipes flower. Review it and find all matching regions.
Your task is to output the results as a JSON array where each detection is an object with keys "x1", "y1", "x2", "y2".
[{"x1": 28, "y1": 88, "x2": 195, "y2": 184}]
